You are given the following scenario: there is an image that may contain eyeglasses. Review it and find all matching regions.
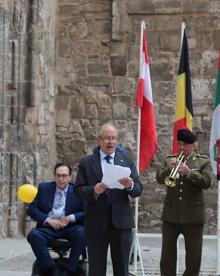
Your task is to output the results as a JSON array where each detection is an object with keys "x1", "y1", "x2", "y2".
[
  {"x1": 100, "y1": 136, "x2": 118, "y2": 143},
  {"x1": 55, "y1": 174, "x2": 70, "y2": 179}
]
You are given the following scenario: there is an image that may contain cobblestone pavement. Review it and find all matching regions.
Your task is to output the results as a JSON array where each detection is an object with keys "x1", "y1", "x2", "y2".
[{"x1": 0, "y1": 234, "x2": 218, "y2": 276}]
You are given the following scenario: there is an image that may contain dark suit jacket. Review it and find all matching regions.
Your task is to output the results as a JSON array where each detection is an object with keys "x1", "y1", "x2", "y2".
[
  {"x1": 28, "y1": 181, "x2": 84, "y2": 228},
  {"x1": 156, "y1": 153, "x2": 211, "y2": 224},
  {"x1": 74, "y1": 146, "x2": 143, "y2": 234}
]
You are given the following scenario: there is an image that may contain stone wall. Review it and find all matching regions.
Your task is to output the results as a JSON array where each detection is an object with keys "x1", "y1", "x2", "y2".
[
  {"x1": 0, "y1": 0, "x2": 219, "y2": 238},
  {"x1": 0, "y1": 0, "x2": 57, "y2": 238},
  {"x1": 56, "y1": 0, "x2": 219, "y2": 234}
]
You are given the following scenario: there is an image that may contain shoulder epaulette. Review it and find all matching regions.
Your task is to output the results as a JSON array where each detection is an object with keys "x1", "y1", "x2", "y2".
[{"x1": 196, "y1": 154, "x2": 208, "y2": 159}]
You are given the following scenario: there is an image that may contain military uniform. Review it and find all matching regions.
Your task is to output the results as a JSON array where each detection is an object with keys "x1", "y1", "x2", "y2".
[{"x1": 156, "y1": 152, "x2": 211, "y2": 276}]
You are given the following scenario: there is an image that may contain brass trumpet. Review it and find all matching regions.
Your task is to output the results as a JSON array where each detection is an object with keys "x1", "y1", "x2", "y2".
[{"x1": 165, "y1": 151, "x2": 186, "y2": 188}]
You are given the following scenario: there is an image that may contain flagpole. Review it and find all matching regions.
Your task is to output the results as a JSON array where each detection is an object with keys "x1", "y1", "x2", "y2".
[
  {"x1": 180, "y1": 22, "x2": 186, "y2": 50},
  {"x1": 130, "y1": 20, "x2": 145, "y2": 276},
  {"x1": 216, "y1": 139, "x2": 220, "y2": 275},
  {"x1": 211, "y1": 50, "x2": 220, "y2": 275},
  {"x1": 136, "y1": 22, "x2": 145, "y2": 175},
  {"x1": 176, "y1": 21, "x2": 186, "y2": 275},
  {"x1": 217, "y1": 180, "x2": 220, "y2": 275},
  {"x1": 210, "y1": 49, "x2": 220, "y2": 276}
]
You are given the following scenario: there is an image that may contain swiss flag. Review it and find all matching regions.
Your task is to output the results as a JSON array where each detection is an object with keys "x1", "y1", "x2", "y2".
[{"x1": 135, "y1": 28, "x2": 157, "y2": 172}]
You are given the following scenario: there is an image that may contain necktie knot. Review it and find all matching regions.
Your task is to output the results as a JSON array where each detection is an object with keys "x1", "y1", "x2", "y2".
[
  {"x1": 59, "y1": 190, "x2": 65, "y2": 197},
  {"x1": 104, "y1": 155, "x2": 112, "y2": 164}
]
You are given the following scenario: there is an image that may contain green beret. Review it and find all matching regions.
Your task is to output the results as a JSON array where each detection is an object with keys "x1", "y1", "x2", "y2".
[{"x1": 177, "y1": 129, "x2": 196, "y2": 144}]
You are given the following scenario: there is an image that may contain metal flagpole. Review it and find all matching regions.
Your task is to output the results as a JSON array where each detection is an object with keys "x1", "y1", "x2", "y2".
[
  {"x1": 129, "y1": 20, "x2": 145, "y2": 276},
  {"x1": 180, "y1": 22, "x2": 186, "y2": 51},
  {"x1": 216, "y1": 139, "x2": 220, "y2": 275},
  {"x1": 217, "y1": 180, "x2": 220, "y2": 275},
  {"x1": 176, "y1": 21, "x2": 186, "y2": 275}
]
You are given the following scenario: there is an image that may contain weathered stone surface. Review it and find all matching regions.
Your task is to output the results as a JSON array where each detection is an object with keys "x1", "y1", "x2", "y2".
[
  {"x1": 210, "y1": 1, "x2": 220, "y2": 12},
  {"x1": 159, "y1": 32, "x2": 180, "y2": 52},
  {"x1": 113, "y1": 77, "x2": 136, "y2": 95},
  {"x1": 69, "y1": 20, "x2": 88, "y2": 39},
  {"x1": 156, "y1": 81, "x2": 176, "y2": 100},
  {"x1": 193, "y1": 104, "x2": 211, "y2": 116},
  {"x1": 150, "y1": 62, "x2": 174, "y2": 81},
  {"x1": 183, "y1": 0, "x2": 212, "y2": 13},
  {"x1": 156, "y1": 0, "x2": 182, "y2": 14},
  {"x1": 98, "y1": 108, "x2": 113, "y2": 121},
  {"x1": 69, "y1": 120, "x2": 84, "y2": 135},
  {"x1": 111, "y1": 55, "x2": 127, "y2": 76},
  {"x1": 85, "y1": 104, "x2": 98, "y2": 119},
  {"x1": 70, "y1": 97, "x2": 85, "y2": 118},
  {"x1": 70, "y1": 139, "x2": 86, "y2": 152},
  {"x1": 128, "y1": 1, "x2": 156, "y2": 15},
  {"x1": 88, "y1": 63, "x2": 107, "y2": 75},
  {"x1": 78, "y1": 76, "x2": 112, "y2": 86},
  {"x1": 56, "y1": 109, "x2": 71, "y2": 127},
  {"x1": 59, "y1": 42, "x2": 72, "y2": 57},
  {"x1": 213, "y1": 30, "x2": 220, "y2": 50},
  {"x1": 112, "y1": 100, "x2": 128, "y2": 119},
  {"x1": 0, "y1": 0, "x2": 57, "y2": 237},
  {"x1": 192, "y1": 79, "x2": 215, "y2": 100},
  {"x1": 97, "y1": 94, "x2": 112, "y2": 108},
  {"x1": 158, "y1": 102, "x2": 175, "y2": 115}
]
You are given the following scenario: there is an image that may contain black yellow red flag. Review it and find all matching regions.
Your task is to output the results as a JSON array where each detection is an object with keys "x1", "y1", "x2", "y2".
[{"x1": 172, "y1": 29, "x2": 193, "y2": 154}]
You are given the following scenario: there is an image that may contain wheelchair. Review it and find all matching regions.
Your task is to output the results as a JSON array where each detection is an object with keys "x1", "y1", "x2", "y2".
[{"x1": 31, "y1": 238, "x2": 87, "y2": 276}]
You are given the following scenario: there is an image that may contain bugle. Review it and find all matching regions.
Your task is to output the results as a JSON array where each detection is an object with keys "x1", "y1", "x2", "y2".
[{"x1": 165, "y1": 151, "x2": 186, "y2": 188}]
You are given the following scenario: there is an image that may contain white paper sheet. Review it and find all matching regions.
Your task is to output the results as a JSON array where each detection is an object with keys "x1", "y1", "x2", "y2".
[{"x1": 101, "y1": 163, "x2": 131, "y2": 189}]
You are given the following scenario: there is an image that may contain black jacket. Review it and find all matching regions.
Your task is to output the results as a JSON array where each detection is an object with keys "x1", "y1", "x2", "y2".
[{"x1": 74, "y1": 146, "x2": 143, "y2": 234}]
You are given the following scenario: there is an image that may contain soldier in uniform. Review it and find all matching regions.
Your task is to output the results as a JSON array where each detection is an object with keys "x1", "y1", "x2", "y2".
[{"x1": 156, "y1": 129, "x2": 211, "y2": 276}]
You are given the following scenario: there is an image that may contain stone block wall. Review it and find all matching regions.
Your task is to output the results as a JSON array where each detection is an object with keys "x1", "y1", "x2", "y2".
[
  {"x1": 0, "y1": 0, "x2": 57, "y2": 238},
  {"x1": 56, "y1": 0, "x2": 220, "y2": 234},
  {"x1": 0, "y1": 0, "x2": 219, "y2": 237}
]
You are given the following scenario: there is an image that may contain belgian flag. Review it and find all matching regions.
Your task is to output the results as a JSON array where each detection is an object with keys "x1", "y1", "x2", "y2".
[{"x1": 172, "y1": 29, "x2": 193, "y2": 154}]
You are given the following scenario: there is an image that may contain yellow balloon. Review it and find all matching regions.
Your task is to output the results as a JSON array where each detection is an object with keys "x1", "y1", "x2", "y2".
[{"x1": 17, "y1": 184, "x2": 38, "y2": 203}]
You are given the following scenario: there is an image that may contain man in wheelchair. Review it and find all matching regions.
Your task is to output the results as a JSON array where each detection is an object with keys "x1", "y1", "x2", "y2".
[{"x1": 27, "y1": 163, "x2": 86, "y2": 276}]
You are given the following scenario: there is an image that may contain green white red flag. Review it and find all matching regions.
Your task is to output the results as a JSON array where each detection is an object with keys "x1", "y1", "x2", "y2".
[{"x1": 209, "y1": 50, "x2": 220, "y2": 176}]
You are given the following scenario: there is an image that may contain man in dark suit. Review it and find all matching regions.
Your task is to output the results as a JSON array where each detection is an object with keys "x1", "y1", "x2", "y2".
[
  {"x1": 27, "y1": 163, "x2": 86, "y2": 276},
  {"x1": 156, "y1": 129, "x2": 211, "y2": 276},
  {"x1": 74, "y1": 122, "x2": 143, "y2": 276}
]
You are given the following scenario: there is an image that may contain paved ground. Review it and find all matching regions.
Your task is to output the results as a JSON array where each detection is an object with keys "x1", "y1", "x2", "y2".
[{"x1": 0, "y1": 233, "x2": 218, "y2": 276}]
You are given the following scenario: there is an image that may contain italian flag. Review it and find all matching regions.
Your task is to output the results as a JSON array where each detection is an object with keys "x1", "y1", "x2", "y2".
[
  {"x1": 135, "y1": 25, "x2": 157, "y2": 172},
  {"x1": 209, "y1": 50, "x2": 220, "y2": 176},
  {"x1": 172, "y1": 28, "x2": 193, "y2": 154}
]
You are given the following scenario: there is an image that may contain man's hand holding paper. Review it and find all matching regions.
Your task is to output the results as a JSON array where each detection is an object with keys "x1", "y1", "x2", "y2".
[
  {"x1": 119, "y1": 177, "x2": 133, "y2": 189},
  {"x1": 101, "y1": 163, "x2": 132, "y2": 189}
]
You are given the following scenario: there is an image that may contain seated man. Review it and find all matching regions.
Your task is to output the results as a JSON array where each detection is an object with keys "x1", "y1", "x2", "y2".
[{"x1": 27, "y1": 163, "x2": 86, "y2": 276}]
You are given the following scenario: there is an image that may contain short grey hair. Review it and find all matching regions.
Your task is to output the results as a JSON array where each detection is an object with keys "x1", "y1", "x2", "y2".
[{"x1": 99, "y1": 122, "x2": 118, "y2": 137}]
